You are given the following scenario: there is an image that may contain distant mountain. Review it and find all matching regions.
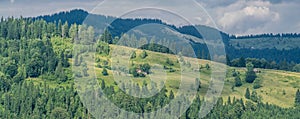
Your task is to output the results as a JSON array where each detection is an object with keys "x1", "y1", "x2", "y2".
[
  {"x1": 33, "y1": 9, "x2": 89, "y2": 25},
  {"x1": 32, "y1": 9, "x2": 300, "y2": 63}
]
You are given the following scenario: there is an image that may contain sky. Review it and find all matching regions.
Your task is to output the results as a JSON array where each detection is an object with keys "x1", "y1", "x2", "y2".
[{"x1": 0, "y1": 0, "x2": 299, "y2": 35}]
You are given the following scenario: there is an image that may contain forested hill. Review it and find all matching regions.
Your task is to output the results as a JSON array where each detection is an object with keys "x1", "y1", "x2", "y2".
[
  {"x1": 32, "y1": 9, "x2": 300, "y2": 64},
  {"x1": 1, "y1": 10, "x2": 300, "y2": 118},
  {"x1": 33, "y1": 9, "x2": 89, "y2": 25}
]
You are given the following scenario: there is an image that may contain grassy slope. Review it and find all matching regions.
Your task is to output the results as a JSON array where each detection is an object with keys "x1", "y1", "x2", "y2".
[
  {"x1": 93, "y1": 45, "x2": 300, "y2": 108},
  {"x1": 27, "y1": 41, "x2": 300, "y2": 108}
]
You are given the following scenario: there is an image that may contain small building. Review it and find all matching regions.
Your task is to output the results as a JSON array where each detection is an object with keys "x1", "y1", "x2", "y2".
[{"x1": 253, "y1": 68, "x2": 261, "y2": 73}]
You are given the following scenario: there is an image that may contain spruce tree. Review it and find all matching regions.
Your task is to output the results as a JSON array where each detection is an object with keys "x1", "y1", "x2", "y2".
[
  {"x1": 130, "y1": 51, "x2": 136, "y2": 59},
  {"x1": 295, "y1": 89, "x2": 300, "y2": 107},
  {"x1": 245, "y1": 88, "x2": 251, "y2": 99},
  {"x1": 245, "y1": 63, "x2": 257, "y2": 83},
  {"x1": 235, "y1": 76, "x2": 242, "y2": 87},
  {"x1": 102, "y1": 68, "x2": 108, "y2": 76},
  {"x1": 140, "y1": 50, "x2": 148, "y2": 59}
]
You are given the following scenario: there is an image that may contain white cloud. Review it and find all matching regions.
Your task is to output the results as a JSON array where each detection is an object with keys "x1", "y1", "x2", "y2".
[{"x1": 214, "y1": 0, "x2": 280, "y2": 35}]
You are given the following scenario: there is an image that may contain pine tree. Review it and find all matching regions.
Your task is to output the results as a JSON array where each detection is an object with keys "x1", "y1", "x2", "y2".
[
  {"x1": 57, "y1": 20, "x2": 62, "y2": 36},
  {"x1": 140, "y1": 50, "x2": 148, "y2": 59},
  {"x1": 235, "y1": 76, "x2": 242, "y2": 87},
  {"x1": 169, "y1": 90, "x2": 174, "y2": 100},
  {"x1": 245, "y1": 88, "x2": 251, "y2": 99},
  {"x1": 238, "y1": 57, "x2": 246, "y2": 67},
  {"x1": 195, "y1": 78, "x2": 201, "y2": 90},
  {"x1": 245, "y1": 63, "x2": 257, "y2": 83},
  {"x1": 130, "y1": 51, "x2": 136, "y2": 59},
  {"x1": 62, "y1": 21, "x2": 69, "y2": 38},
  {"x1": 102, "y1": 68, "x2": 108, "y2": 76},
  {"x1": 205, "y1": 64, "x2": 210, "y2": 70},
  {"x1": 295, "y1": 89, "x2": 300, "y2": 107},
  {"x1": 253, "y1": 79, "x2": 261, "y2": 89},
  {"x1": 101, "y1": 79, "x2": 106, "y2": 89},
  {"x1": 250, "y1": 91, "x2": 260, "y2": 102}
]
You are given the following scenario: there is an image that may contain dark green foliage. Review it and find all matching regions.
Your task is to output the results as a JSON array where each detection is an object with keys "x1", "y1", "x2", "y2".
[
  {"x1": 0, "y1": 82, "x2": 91, "y2": 118},
  {"x1": 140, "y1": 63, "x2": 151, "y2": 74},
  {"x1": 51, "y1": 107, "x2": 70, "y2": 119},
  {"x1": 169, "y1": 90, "x2": 174, "y2": 100},
  {"x1": 295, "y1": 89, "x2": 300, "y2": 107},
  {"x1": 293, "y1": 64, "x2": 300, "y2": 72},
  {"x1": 195, "y1": 78, "x2": 201, "y2": 91},
  {"x1": 0, "y1": 72, "x2": 10, "y2": 91},
  {"x1": 0, "y1": 79, "x2": 299, "y2": 118},
  {"x1": 205, "y1": 64, "x2": 210, "y2": 70},
  {"x1": 129, "y1": 63, "x2": 151, "y2": 77},
  {"x1": 238, "y1": 57, "x2": 246, "y2": 67},
  {"x1": 130, "y1": 51, "x2": 136, "y2": 59},
  {"x1": 250, "y1": 91, "x2": 260, "y2": 103},
  {"x1": 245, "y1": 63, "x2": 257, "y2": 83},
  {"x1": 2, "y1": 58, "x2": 18, "y2": 78},
  {"x1": 229, "y1": 57, "x2": 300, "y2": 73},
  {"x1": 140, "y1": 50, "x2": 148, "y2": 59},
  {"x1": 245, "y1": 88, "x2": 251, "y2": 99},
  {"x1": 253, "y1": 79, "x2": 262, "y2": 89},
  {"x1": 96, "y1": 41, "x2": 110, "y2": 55},
  {"x1": 235, "y1": 76, "x2": 242, "y2": 87},
  {"x1": 55, "y1": 61, "x2": 67, "y2": 83},
  {"x1": 232, "y1": 69, "x2": 239, "y2": 77},
  {"x1": 1, "y1": 13, "x2": 300, "y2": 119},
  {"x1": 100, "y1": 29, "x2": 113, "y2": 44},
  {"x1": 130, "y1": 67, "x2": 139, "y2": 77},
  {"x1": 102, "y1": 68, "x2": 108, "y2": 76},
  {"x1": 140, "y1": 43, "x2": 174, "y2": 54},
  {"x1": 101, "y1": 79, "x2": 106, "y2": 89}
]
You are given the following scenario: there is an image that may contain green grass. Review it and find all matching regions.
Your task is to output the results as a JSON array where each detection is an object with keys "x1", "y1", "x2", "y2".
[{"x1": 27, "y1": 44, "x2": 300, "y2": 108}]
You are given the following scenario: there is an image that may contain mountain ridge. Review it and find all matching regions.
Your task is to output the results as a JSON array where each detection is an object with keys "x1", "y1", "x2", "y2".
[{"x1": 30, "y1": 9, "x2": 300, "y2": 64}]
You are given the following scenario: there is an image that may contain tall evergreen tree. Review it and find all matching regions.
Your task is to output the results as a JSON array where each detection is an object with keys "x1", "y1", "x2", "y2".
[
  {"x1": 61, "y1": 21, "x2": 69, "y2": 38},
  {"x1": 245, "y1": 63, "x2": 257, "y2": 83},
  {"x1": 295, "y1": 89, "x2": 300, "y2": 107},
  {"x1": 235, "y1": 76, "x2": 242, "y2": 87},
  {"x1": 102, "y1": 68, "x2": 108, "y2": 76},
  {"x1": 245, "y1": 88, "x2": 251, "y2": 99}
]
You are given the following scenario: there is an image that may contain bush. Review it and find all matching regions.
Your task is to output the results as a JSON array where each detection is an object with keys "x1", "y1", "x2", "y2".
[
  {"x1": 253, "y1": 79, "x2": 262, "y2": 89},
  {"x1": 102, "y1": 68, "x2": 109, "y2": 76},
  {"x1": 166, "y1": 58, "x2": 174, "y2": 66},
  {"x1": 140, "y1": 50, "x2": 148, "y2": 59},
  {"x1": 235, "y1": 76, "x2": 242, "y2": 87},
  {"x1": 245, "y1": 63, "x2": 257, "y2": 83},
  {"x1": 131, "y1": 51, "x2": 136, "y2": 59},
  {"x1": 96, "y1": 64, "x2": 102, "y2": 68}
]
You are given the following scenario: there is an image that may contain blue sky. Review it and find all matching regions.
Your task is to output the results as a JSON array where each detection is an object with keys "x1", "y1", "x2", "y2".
[{"x1": 0, "y1": 0, "x2": 299, "y2": 35}]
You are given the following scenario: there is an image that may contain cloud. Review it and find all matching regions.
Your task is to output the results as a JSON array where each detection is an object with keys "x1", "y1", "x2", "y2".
[
  {"x1": 197, "y1": 0, "x2": 300, "y2": 35},
  {"x1": 217, "y1": 1, "x2": 280, "y2": 34}
]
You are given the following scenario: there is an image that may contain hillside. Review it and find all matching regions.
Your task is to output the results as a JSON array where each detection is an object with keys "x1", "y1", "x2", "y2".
[
  {"x1": 24, "y1": 40, "x2": 300, "y2": 108},
  {"x1": 1, "y1": 15, "x2": 300, "y2": 118},
  {"x1": 93, "y1": 45, "x2": 300, "y2": 108}
]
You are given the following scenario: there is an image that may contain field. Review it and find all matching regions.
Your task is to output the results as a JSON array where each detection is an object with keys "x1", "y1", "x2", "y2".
[{"x1": 27, "y1": 44, "x2": 300, "y2": 108}]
